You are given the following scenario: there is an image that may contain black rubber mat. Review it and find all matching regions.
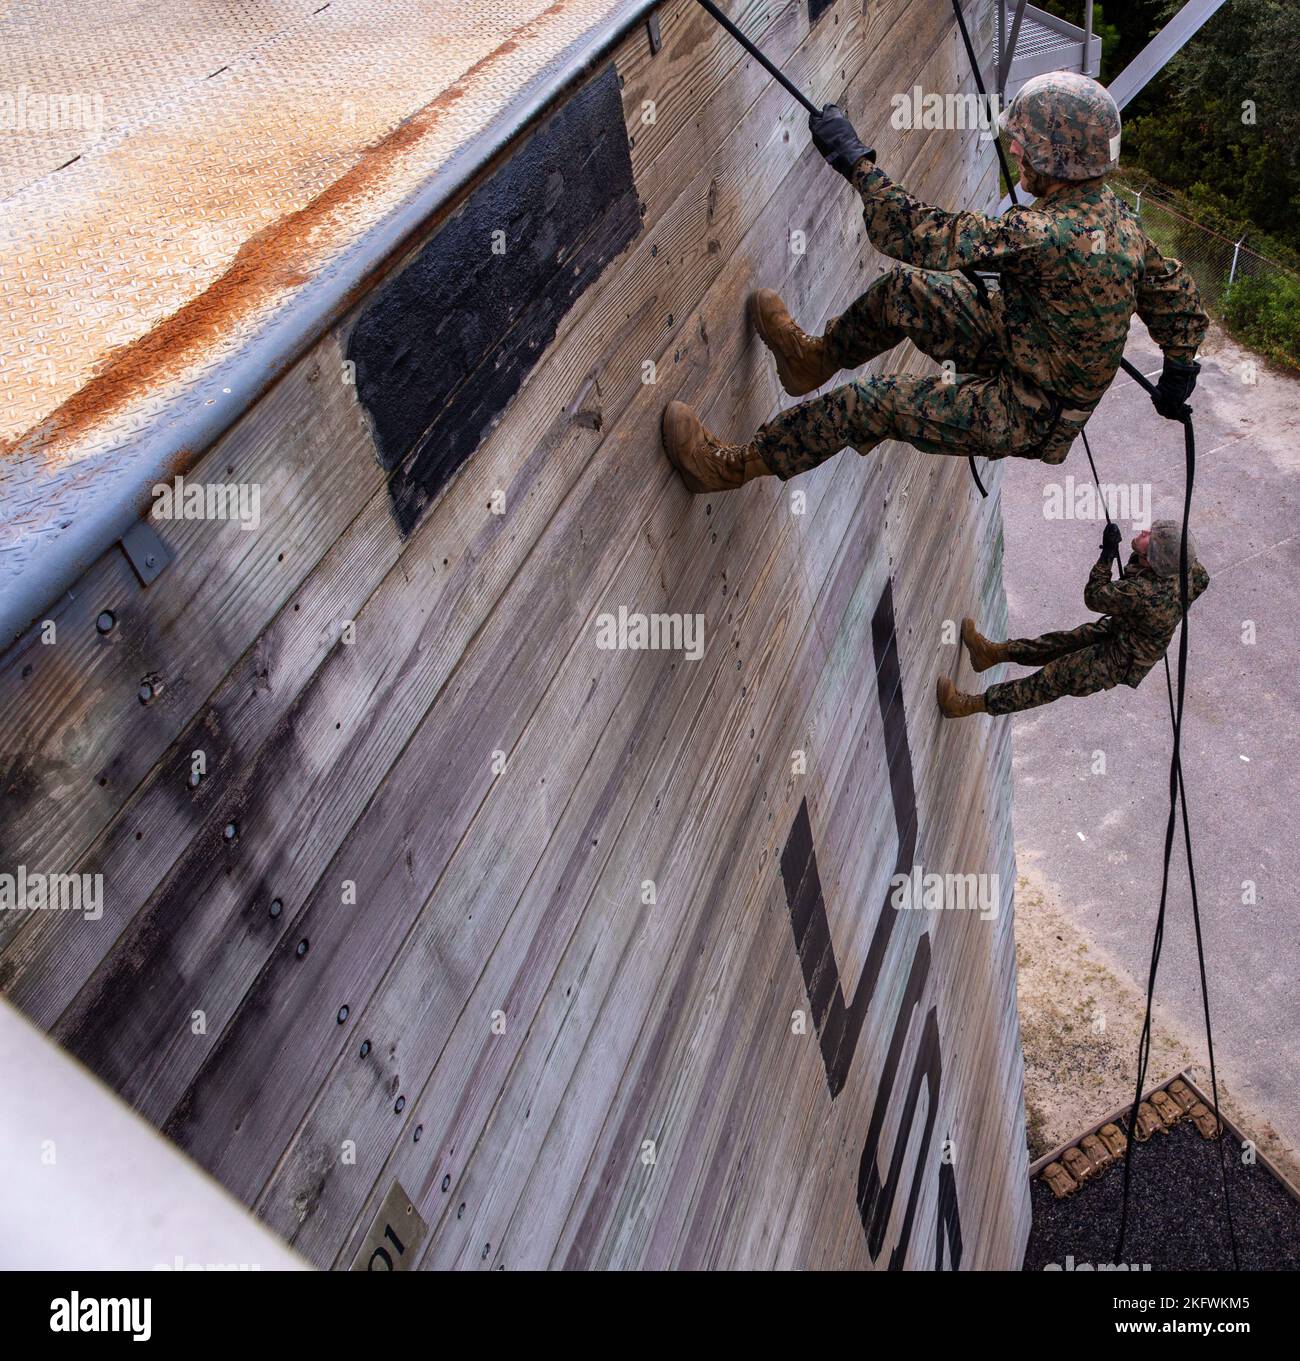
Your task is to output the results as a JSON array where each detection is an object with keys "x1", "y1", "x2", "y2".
[
  {"x1": 349, "y1": 60, "x2": 641, "y2": 537},
  {"x1": 1024, "y1": 1118, "x2": 1300, "y2": 1270}
]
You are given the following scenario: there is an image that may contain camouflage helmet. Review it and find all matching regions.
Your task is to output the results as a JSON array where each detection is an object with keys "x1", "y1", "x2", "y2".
[
  {"x1": 1000, "y1": 70, "x2": 1121, "y2": 180},
  {"x1": 1146, "y1": 520, "x2": 1199, "y2": 578}
]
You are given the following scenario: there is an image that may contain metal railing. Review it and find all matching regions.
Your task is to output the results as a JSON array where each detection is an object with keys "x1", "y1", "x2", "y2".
[{"x1": 995, "y1": 2, "x2": 1101, "y2": 98}]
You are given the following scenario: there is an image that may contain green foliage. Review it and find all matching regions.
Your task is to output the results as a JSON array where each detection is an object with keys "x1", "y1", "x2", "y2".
[
  {"x1": 1032, "y1": 2, "x2": 1123, "y2": 77},
  {"x1": 1123, "y1": 0, "x2": 1300, "y2": 255},
  {"x1": 1179, "y1": 184, "x2": 1300, "y2": 275},
  {"x1": 1118, "y1": 167, "x2": 1300, "y2": 273},
  {"x1": 1219, "y1": 274, "x2": 1300, "y2": 370}
]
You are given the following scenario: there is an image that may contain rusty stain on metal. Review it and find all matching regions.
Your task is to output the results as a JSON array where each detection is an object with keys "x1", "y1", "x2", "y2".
[
  {"x1": 0, "y1": 0, "x2": 655, "y2": 606},
  {"x1": 0, "y1": 2, "x2": 608, "y2": 456}
]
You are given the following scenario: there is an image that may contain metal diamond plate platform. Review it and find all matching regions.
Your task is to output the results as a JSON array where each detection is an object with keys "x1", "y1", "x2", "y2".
[
  {"x1": 0, "y1": 0, "x2": 655, "y2": 638},
  {"x1": 0, "y1": 1, "x2": 326, "y2": 198},
  {"x1": 995, "y1": 3, "x2": 1100, "y2": 99}
]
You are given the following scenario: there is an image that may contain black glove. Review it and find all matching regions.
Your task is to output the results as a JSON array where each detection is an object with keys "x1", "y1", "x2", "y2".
[
  {"x1": 809, "y1": 104, "x2": 875, "y2": 180},
  {"x1": 1100, "y1": 522, "x2": 1122, "y2": 564},
  {"x1": 1152, "y1": 357, "x2": 1200, "y2": 420}
]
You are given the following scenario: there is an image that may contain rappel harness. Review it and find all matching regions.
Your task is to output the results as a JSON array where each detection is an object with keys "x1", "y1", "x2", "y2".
[{"x1": 691, "y1": 0, "x2": 1238, "y2": 1268}]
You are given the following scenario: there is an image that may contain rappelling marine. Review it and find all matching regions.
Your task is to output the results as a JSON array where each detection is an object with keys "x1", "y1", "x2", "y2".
[
  {"x1": 938, "y1": 519, "x2": 1209, "y2": 718},
  {"x1": 661, "y1": 71, "x2": 1208, "y2": 490}
]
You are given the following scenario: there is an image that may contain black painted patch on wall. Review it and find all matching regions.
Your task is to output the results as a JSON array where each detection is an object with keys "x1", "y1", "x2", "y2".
[
  {"x1": 348, "y1": 62, "x2": 641, "y2": 536},
  {"x1": 809, "y1": 0, "x2": 836, "y2": 26}
]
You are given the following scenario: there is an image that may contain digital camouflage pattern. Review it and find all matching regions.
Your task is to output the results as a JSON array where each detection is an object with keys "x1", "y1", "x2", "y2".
[
  {"x1": 754, "y1": 262, "x2": 1080, "y2": 476},
  {"x1": 1146, "y1": 517, "x2": 1199, "y2": 578},
  {"x1": 1000, "y1": 71, "x2": 1121, "y2": 181},
  {"x1": 983, "y1": 551, "x2": 1210, "y2": 715},
  {"x1": 752, "y1": 163, "x2": 1207, "y2": 479},
  {"x1": 1081, "y1": 549, "x2": 1210, "y2": 680},
  {"x1": 852, "y1": 159, "x2": 1212, "y2": 391}
]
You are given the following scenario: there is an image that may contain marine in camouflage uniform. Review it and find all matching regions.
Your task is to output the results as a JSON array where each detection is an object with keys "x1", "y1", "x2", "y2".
[
  {"x1": 661, "y1": 72, "x2": 1208, "y2": 493},
  {"x1": 939, "y1": 520, "x2": 1210, "y2": 718},
  {"x1": 755, "y1": 159, "x2": 1206, "y2": 476}
]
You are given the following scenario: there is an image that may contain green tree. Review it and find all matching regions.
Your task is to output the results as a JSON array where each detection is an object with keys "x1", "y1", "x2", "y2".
[
  {"x1": 1124, "y1": 0, "x2": 1300, "y2": 251},
  {"x1": 1032, "y1": 1, "x2": 1123, "y2": 76}
]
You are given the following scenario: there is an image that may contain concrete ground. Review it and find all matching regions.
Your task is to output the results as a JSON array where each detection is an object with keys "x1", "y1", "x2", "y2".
[{"x1": 996, "y1": 322, "x2": 1300, "y2": 1182}]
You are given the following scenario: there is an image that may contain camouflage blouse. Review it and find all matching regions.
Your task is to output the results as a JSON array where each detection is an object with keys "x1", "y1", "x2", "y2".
[
  {"x1": 1084, "y1": 552, "x2": 1211, "y2": 683},
  {"x1": 850, "y1": 162, "x2": 1209, "y2": 410}
]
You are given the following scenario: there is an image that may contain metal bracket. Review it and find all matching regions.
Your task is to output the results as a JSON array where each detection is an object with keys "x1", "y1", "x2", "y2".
[
  {"x1": 119, "y1": 520, "x2": 172, "y2": 587},
  {"x1": 647, "y1": 10, "x2": 662, "y2": 55}
]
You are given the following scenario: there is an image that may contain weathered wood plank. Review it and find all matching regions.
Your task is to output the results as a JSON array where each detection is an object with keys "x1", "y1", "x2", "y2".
[
  {"x1": 550, "y1": 473, "x2": 891, "y2": 1269},
  {"x1": 0, "y1": 0, "x2": 803, "y2": 917},
  {"x1": 1, "y1": 0, "x2": 861, "y2": 1012},
  {"x1": 419, "y1": 461, "x2": 862, "y2": 1269},
  {"x1": 0, "y1": 337, "x2": 386, "y2": 910},
  {"x1": 0, "y1": 0, "x2": 859, "y2": 1034},
  {"x1": 254, "y1": 5, "x2": 974, "y2": 1257},
  {"x1": 161, "y1": 34, "x2": 880, "y2": 1207},
  {"x1": 273, "y1": 135, "x2": 892, "y2": 1269},
  {"x1": 28, "y1": 0, "x2": 879, "y2": 1109},
  {"x1": 2, "y1": 0, "x2": 1031, "y2": 1272},
  {"x1": 416, "y1": 257, "x2": 914, "y2": 1273}
]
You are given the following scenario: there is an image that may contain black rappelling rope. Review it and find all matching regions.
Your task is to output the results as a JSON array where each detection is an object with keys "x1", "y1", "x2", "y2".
[
  {"x1": 947, "y1": 0, "x2": 1014, "y2": 501},
  {"x1": 946, "y1": 0, "x2": 1235, "y2": 1261},
  {"x1": 696, "y1": 0, "x2": 998, "y2": 499},
  {"x1": 693, "y1": 0, "x2": 820, "y2": 114},
  {"x1": 948, "y1": 0, "x2": 1236, "y2": 1266},
  {"x1": 950, "y1": 2, "x2": 1163, "y2": 492},
  {"x1": 1101, "y1": 414, "x2": 1239, "y2": 1269},
  {"x1": 950, "y1": 0, "x2": 1018, "y2": 201},
  {"x1": 1083, "y1": 376, "x2": 1237, "y2": 1266},
  {"x1": 696, "y1": 0, "x2": 1237, "y2": 1262}
]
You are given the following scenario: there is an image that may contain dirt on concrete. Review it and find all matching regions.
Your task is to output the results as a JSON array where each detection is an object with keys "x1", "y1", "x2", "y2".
[
  {"x1": 1014, "y1": 863, "x2": 1300, "y2": 1194},
  {"x1": 1015, "y1": 864, "x2": 1192, "y2": 1158}
]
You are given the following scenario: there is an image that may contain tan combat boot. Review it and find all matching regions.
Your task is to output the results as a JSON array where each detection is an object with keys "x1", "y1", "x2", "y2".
[
  {"x1": 936, "y1": 676, "x2": 987, "y2": 719},
  {"x1": 661, "y1": 400, "x2": 770, "y2": 494},
  {"x1": 749, "y1": 289, "x2": 838, "y2": 397},
  {"x1": 961, "y1": 616, "x2": 1011, "y2": 672}
]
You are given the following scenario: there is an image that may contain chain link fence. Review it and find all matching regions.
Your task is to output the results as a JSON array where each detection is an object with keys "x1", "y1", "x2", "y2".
[{"x1": 1111, "y1": 179, "x2": 1300, "y2": 368}]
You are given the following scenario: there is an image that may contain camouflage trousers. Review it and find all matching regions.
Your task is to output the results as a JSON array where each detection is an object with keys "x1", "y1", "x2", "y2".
[
  {"x1": 983, "y1": 619, "x2": 1133, "y2": 715},
  {"x1": 754, "y1": 266, "x2": 1087, "y2": 478}
]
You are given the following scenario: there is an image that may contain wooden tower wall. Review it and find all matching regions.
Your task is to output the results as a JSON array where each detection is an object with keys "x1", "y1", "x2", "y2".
[{"x1": 0, "y1": 0, "x2": 1028, "y2": 1269}]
